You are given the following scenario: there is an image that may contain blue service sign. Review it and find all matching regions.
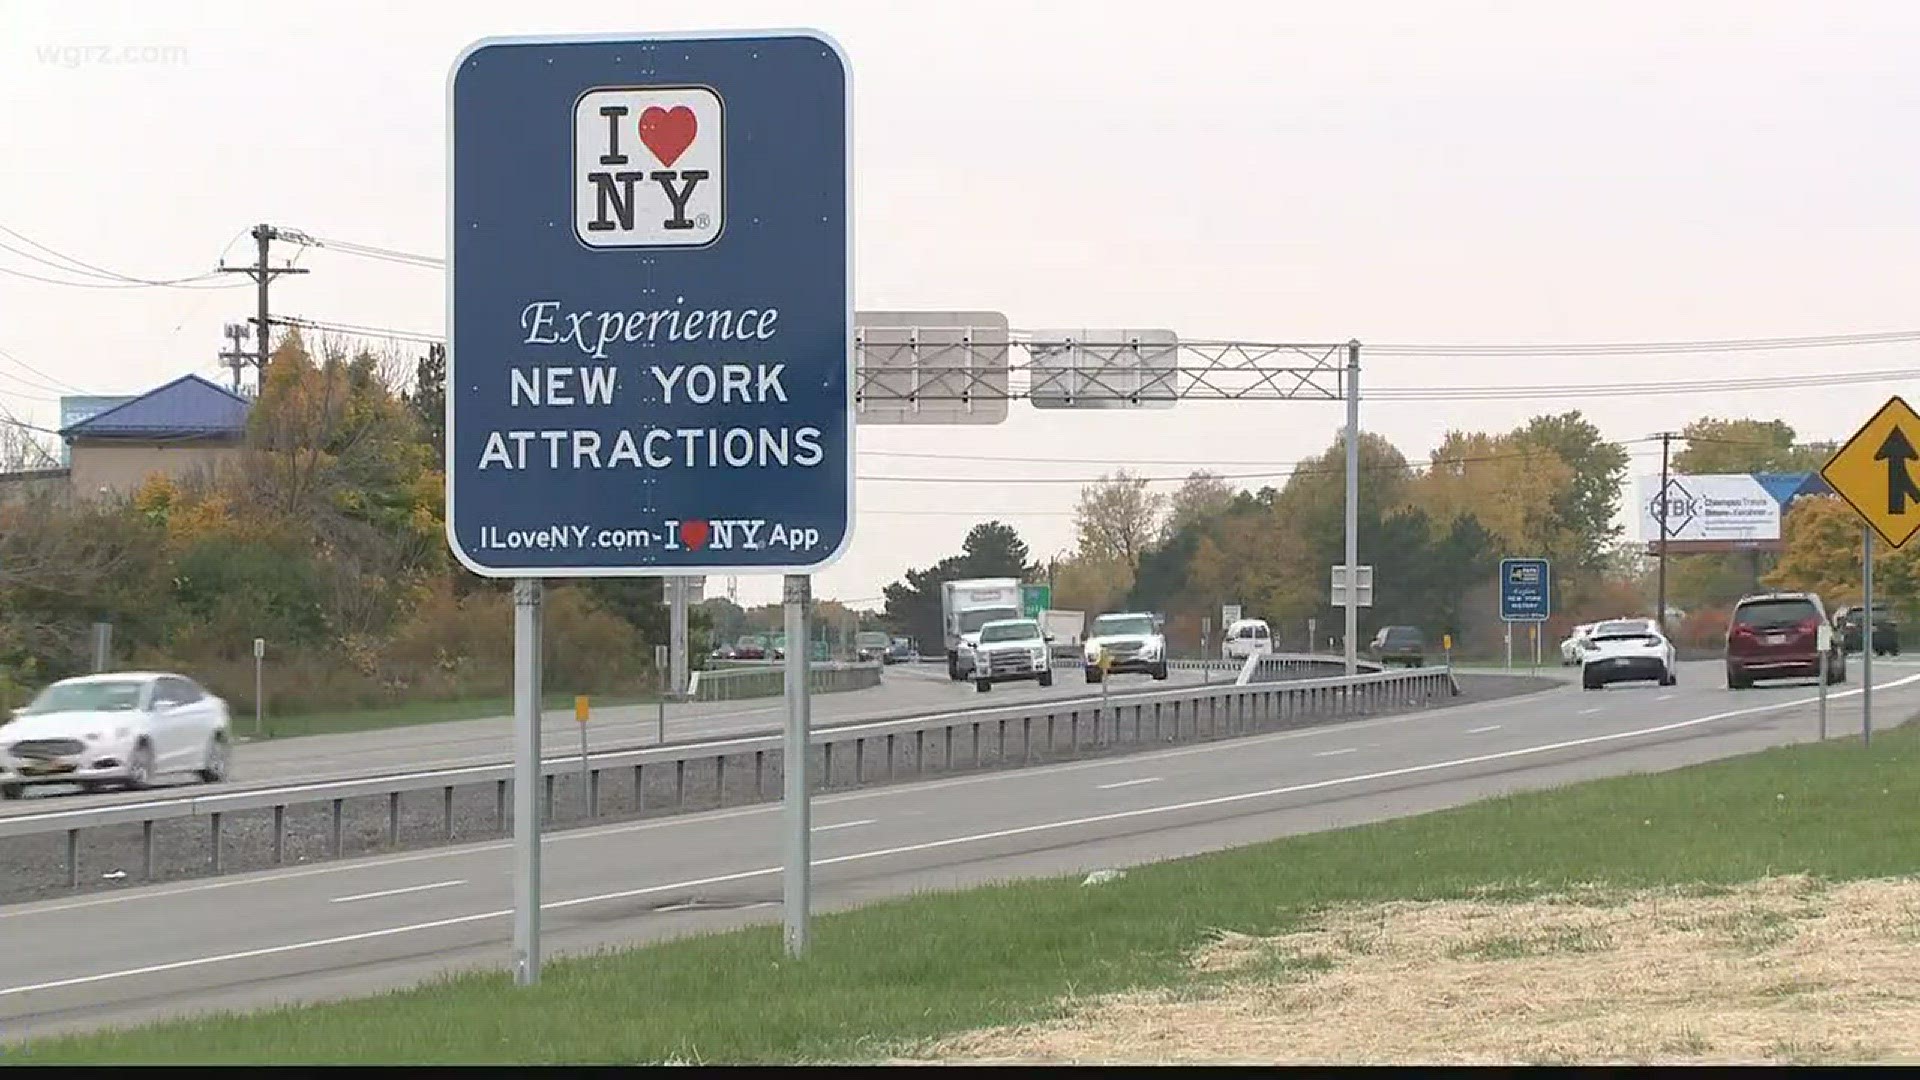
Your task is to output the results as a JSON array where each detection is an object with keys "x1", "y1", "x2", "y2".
[
  {"x1": 1499, "y1": 557, "x2": 1551, "y2": 621},
  {"x1": 446, "y1": 30, "x2": 853, "y2": 577}
]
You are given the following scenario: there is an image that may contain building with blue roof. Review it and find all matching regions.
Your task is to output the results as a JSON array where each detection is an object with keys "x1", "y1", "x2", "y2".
[{"x1": 57, "y1": 374, "x2": 252, "y2": 497}]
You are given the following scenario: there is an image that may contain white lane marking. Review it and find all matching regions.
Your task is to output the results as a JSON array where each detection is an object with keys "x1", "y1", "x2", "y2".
[
  {"x1": 811, "y1": 819, "x2": 877, "y2": 833},
  {"x1": 13, "y1": 672, "x2": 1917, "y2": 999},
  {"x1": 1579, "y1": 708, "x2": 1601, "y2": 715},
  {"x1": 7, "y1": 669, "x2": 1912, "y2": 923},
  {"x1": 1096, "y1": 777, "x2": 1162, "y2": 790},
  {"x1": 329, "y1": 880, "x2": 466, "y2": 905},
  {"x1": 1657, "y1": 694, "x2": 1674, "y2": 701},
  {"x1": 1314, "y1": 748, "x2": 1358, "y2": 757},
  {"x1": 1466, "y1": 725, "x2": 1502, "y2": 734}
]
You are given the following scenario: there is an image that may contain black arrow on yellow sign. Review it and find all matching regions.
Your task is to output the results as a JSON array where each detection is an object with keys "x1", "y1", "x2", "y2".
[
  {"x1": 1875, "y1": 426, "x2": 1920, "y2": 516},
  {"x1": 1822, "y1": 395, "x2": 1920, "y2": 550}
]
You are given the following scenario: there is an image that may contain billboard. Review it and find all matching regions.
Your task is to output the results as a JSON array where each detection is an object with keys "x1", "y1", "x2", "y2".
[
  {"x1": 1637, "y1": 474, "x2": 1781, "y2": 545},
  {"x1": 57, "y1": 395, "x2": 136, "y2": 466}
]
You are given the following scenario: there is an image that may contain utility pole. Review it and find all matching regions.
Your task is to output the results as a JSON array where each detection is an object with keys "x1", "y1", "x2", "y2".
[
  {"x1": 217, "y1": 323, "x2": 252, "y2": 394},
  {"x1": 218, "y1": 224, "x2": 308, "y2": 388},
  {"x1": 1651, "y1": 431, "x2": 1679, "y2": 635}
]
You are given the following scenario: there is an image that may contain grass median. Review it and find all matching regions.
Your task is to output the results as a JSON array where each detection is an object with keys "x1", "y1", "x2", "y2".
[
  {"x1": 21, "y1": 716, "x2": 1920, "y2": 1064},
  {"x1": 248, "y1": 691, "x2": 658, "y2": 740}
]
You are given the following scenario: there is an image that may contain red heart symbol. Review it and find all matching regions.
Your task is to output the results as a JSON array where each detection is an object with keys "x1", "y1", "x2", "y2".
[
  {"x1": 638, "y1": 106, "x2": 698, "y2": 168},
  {"x1": 679, "y1": 519, "x2": 711, "y2": 551}
]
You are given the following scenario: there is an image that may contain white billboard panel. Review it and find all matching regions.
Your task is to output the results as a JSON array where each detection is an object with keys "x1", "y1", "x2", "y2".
[
  {"x1": 854, "y1": 311, "x2": 1011, "y2": 425},
  {"x1": 1028, "y1": 329, "x2": 1178, "y2": 409},
  {"x1": 1638, "y1": 474, "x2": 1781, "y2": 543}
]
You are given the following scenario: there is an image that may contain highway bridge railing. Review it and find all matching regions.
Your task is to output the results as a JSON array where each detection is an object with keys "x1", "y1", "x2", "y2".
[{"x1": 0, "y1": 666, "x2": 1460, "y2": 893}]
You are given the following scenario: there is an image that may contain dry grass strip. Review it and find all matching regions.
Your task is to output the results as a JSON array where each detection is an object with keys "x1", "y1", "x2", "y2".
[{"x1": 920, "y1": 876, "x2": 1920, "y2": 1064}]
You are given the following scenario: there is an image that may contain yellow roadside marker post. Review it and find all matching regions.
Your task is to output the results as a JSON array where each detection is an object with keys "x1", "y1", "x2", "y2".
[{"x1": 575, "y1": 696, "x2": 591, "y2": 816}]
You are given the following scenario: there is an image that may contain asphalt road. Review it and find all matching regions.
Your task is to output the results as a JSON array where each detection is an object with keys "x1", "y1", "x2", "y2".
[
  {"x1": 0, "y1": 661, "x2": 1221, "y2": 811},
  {"x1": 5, "y1": 657, "x2": 1916, "y2": 1043}
]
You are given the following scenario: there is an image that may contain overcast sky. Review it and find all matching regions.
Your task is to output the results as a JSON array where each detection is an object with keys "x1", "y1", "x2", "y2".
[{"x1": 5, "y1": 0, "x2": 1918, "y2": 606}]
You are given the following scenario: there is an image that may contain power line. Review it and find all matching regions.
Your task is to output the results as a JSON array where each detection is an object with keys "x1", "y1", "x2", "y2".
[
  {"x1": 0, "y1": 345, "x2": 90, "y2": 396},
  {"x1": 1370, "y1": 329, "x2": 1920, "y2": 356},
  {"x1": 279, "y1": 316, "x2": 442, "y2": 345},
  {"x1": 1367, "y1": 368, "x2": 1920, "y2": 400},
  {"x1": 0, "y1": 226, "x2": 243, "y2": 290},
  {"x1": 856, "y1": 443, "x2": 1673, "y2": 486}
]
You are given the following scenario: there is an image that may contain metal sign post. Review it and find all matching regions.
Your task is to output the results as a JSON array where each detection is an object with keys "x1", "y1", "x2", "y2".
[
  {"x1": 449, "y1": 29, "x2": 853, "y2": 980},
  {"x1": 511, "y1": 579, "x2": 543, "y2": 985},
  {"x1": 1342, "y1": 341, "x2": 1360, "y2": 676},
  {"x1": 670, "y1": 578, "x2": 689, "y2": 706},
  {"x1": 1816, "y1": 622, "x2": 1831, "y2": 740},
  {"x1": 654, "y1": 644, "x2": 669, "y2": 744},
  {"x1": 782, "y1": 575, "x2": 813, "y2": 957},
  {"x1": 253, "y1": 637, "x2": 266, "y2": 738},
  {"x1": 1504, "y1": 622, "x2": 1513, "y2": 671},
  {"x1": 1863, "y1": 526, "x2": 1874, "y2": 747},
  {"x1": 1100, "y1": 650, "x2": 1113, "y2": 718},
  {"x1": 89, "y1": 622, "x2": 112, "y2": 673}
]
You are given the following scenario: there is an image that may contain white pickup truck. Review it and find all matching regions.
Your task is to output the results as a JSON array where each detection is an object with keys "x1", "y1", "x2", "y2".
[{"x1": 970, "y1": 617, "x2": 1054, "y2": 692}]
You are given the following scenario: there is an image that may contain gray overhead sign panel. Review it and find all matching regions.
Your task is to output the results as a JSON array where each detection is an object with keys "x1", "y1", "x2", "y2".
[
  {"x1": 1028, "y1": 329, "x2": 1179, "y2": 409},
  {"x1": 854, "y1": 311, "x2": 1011, "y2": 425}
]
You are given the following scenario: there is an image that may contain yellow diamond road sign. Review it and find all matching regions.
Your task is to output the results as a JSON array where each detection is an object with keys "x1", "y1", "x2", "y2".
[{"x1": 1821, "y1": 395, "x2": 1920, "y2": 550}]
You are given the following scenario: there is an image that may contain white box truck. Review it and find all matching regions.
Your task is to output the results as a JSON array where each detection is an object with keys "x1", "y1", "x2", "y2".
[{"x1": 940, "y1": 577, "x2": 1023, "y2": 680}]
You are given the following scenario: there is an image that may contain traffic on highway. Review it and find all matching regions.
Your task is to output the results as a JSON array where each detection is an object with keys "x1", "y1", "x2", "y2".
[{"x1": 2, "y1": 2, "x2": 1917, "y2": 1066}]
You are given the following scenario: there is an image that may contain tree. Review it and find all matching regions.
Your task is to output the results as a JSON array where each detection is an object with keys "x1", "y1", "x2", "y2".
[
  {"x1": 1764, "y1": 495, "x2": 1873, "y2": 606},
  {"x1": 0, "y1": 424, "x2": 58, "y2": 472},
  {"x1": 1512, "y1": 411, "x2": 1629, "y2": 571},
  {"x1": 881, "y1": 521, "x2": 1038, "y2": 649},
  {"x1": 1673, "y1": 417, "x2": 1834, "y2": 475},
  {"x1": 408, "y1": 343, "x2": 447, "y2": 467},
  {"x1": 955, "y1": 520, "x2": 1035, "y2": 578},
  {"x1": 1411, "y1": 430, "x2": 1577, "y2": 560},
  {"x1": 1053, "y1": 551, "x2": 1131, "y2": 615},
  {"x1": 241, "y1": 333, "x2": 445, "y2": 641},
  {"x1": 699, "y1": 596, "x2": 747, "y2": 644},
  {"x1": 1162, "y1": 471, "x2": 1236, "y2": 539},
  {"x1": 1273, "y1": 431, "x2": 1411, "y2": 558},
  {"x1": 1075, "y1": 470, "x2": 1165, "y2": 573}
]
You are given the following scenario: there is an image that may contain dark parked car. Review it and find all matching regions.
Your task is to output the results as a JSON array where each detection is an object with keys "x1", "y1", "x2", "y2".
[
  {"x1": 1833, "y1": 607, "x2": 1900, "y2": 657},
  {"x1": 884, "y1": 637, "x2": 917, "y2": 664},
  {"x1": 733, "y1": 635, "x2": 769, "y2": 661},
  {"x1": 1725, "y1": 592, "x2": 1844, "y2": 689},
  {"x1": 1368, "y1": 625, "x2": 1426, "y2": 667}
]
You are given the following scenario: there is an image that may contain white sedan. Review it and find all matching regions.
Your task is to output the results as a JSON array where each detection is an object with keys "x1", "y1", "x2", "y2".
[
  {"x1": 0, "y1": 672, "x2": 233, "y2": 798},
  {"x1": 1580, "y1": 620, "x2": 1677, "y2": 690}
]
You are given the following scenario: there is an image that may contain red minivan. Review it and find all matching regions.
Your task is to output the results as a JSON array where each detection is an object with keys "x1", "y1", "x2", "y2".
[{"x1": 1725, "y1": 592, "x2": 1846, "y2": 689}]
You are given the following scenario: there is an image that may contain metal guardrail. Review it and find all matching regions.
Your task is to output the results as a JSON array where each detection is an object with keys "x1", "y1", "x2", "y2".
[
  {"x1": 686, "y1": 661, "x2": 881, "y2": 702},
  {"x1": 1170, "y1": 652, "x2": 1388, "y2": 680},
  {"x1": 0, "y1": 666, "x2": 1460, "y2": 891}
]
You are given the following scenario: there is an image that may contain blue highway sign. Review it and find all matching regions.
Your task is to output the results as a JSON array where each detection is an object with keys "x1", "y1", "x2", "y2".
[
  {"x1": 447, "y1": 30, "x2": 853, "y2": 576},
  {"x1": 1499, "y1": 557, "x2": 1551, "y2": 622}
]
